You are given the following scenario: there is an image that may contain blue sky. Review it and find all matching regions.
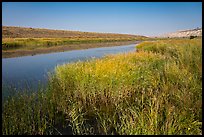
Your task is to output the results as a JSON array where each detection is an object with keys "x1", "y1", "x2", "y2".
[{"x1": 2, "y1": 2, "x2": 202, "y2": 36}]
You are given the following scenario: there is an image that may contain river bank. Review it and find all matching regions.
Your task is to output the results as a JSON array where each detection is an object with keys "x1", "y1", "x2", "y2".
[{"x1": 2, "y1": 40, "x2": 141, "y2": 58}]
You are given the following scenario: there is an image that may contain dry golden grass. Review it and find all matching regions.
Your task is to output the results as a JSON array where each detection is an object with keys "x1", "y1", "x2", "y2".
[{"x1": 2, "y1": 26, "x2": 146, "y2": 39}]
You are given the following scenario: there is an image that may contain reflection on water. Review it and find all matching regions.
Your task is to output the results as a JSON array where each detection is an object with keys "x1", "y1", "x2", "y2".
[{"x1": 2, "y1": 42, "x2": 139, "y2": 97}]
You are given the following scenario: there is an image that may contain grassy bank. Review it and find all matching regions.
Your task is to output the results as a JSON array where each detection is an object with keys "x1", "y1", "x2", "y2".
[
  {"x1": 2, "y1": 38, "x2": 202, "y2": 135},
  {"x1": 2, "y1": 40, "x2": 141, "y2": 58},
  {"x1": 2, "y1": 38, "x2": 142, "y2": 58},
  {"x1": 2, "y1": 37, "x2": 146, "y2": 50}
]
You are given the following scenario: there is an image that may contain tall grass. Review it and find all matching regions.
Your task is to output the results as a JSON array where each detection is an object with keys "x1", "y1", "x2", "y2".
[{"x1": 2, "y1": 38, "x2": 202, "y2": 135}]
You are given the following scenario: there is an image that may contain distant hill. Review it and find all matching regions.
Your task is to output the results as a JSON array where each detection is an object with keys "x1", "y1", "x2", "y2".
[
  {"x1": 158, "y1": 28, "x2": 202, "y2": 38},
  {"x1": 2, "y1": 26, "x2": 146, "y2": 39}
]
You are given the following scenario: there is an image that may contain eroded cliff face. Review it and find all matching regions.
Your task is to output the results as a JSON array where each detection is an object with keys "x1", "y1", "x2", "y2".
[{"x1": 159, "y1": 28, "x2": 202, "y2": 38}]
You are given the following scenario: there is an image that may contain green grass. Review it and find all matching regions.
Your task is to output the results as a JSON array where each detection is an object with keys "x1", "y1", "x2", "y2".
[
  {"x1": 2, "y1": 37, "x2": 146, "y2": 51},
  {"x1": 2, "y1": 38, "x2": 202, "y2": 135}
]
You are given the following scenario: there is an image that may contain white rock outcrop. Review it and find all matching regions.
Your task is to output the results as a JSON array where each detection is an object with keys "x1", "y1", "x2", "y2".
[{"x1": 158, "y1": 28, "x2": 202, "y2": 38}]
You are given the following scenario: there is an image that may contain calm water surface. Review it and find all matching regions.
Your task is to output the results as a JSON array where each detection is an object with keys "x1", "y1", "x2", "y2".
[{"x1": 2, "y1": 43, "x2": 139, "y2": 97}]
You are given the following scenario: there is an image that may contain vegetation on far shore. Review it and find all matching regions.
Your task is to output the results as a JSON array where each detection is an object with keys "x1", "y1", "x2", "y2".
[
  {"x1": 2, "y1": 37, "x2": 145, "y2": 50},
  {"x1": 2, "y1": 40, "x2": 141, "y2": 58},
  {"x1": 2, "y1": 38, "x2": 202, "y2": 135}
]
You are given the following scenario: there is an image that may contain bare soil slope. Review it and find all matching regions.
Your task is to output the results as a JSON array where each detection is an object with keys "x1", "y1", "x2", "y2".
[{"x1": 2, "y1": 26, "x2": 146, "y2": 39}]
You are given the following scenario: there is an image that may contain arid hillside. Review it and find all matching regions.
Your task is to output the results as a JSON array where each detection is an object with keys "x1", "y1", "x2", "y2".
[
  {"x1": 2, "y1": 26, "x2": 146, "y2": 39},
  {"x1": 158, "y1": 28, "x2": 202, "y2": 38}
]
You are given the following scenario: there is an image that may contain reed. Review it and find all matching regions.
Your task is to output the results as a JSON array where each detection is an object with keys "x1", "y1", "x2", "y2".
[{"x1": 2, "y1": 38, "x2": 202, "y2": 135}]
